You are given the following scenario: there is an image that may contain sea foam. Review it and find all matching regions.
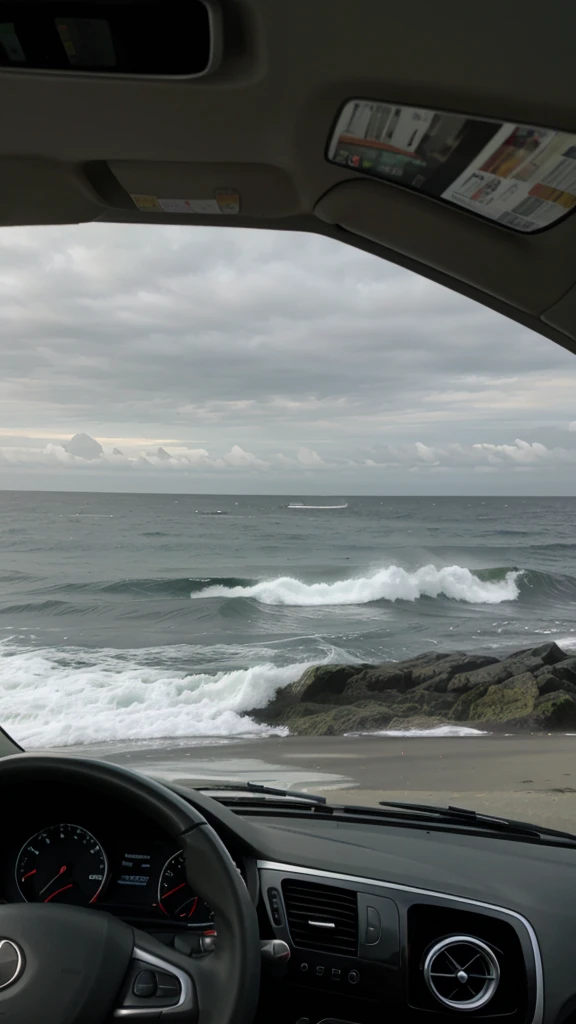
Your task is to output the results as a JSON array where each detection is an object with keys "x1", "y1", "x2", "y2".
[
  {"x1": 192, "y1": 565, "x2": 522, "y2": 606},
  {"x1": 0, "y1": 642, "x2": 302, "y2": 748}
]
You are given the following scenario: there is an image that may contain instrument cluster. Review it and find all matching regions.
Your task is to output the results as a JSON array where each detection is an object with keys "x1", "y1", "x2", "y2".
[{"x1": 6, "y1": 819, "x2": 218, "y2": 926}]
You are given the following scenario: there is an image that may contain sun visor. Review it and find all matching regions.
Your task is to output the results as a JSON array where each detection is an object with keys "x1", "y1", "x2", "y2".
[
  {"x1": 315, "y1": 178, "x2": 576, "y2": 318},
  {"x1": 104, "y1": 162, "x2": 301, "y2": 219},
  {"x1": 326, "y1": 101, "x2": 576, "y2": 235},
  {"x1": 0, "y1": 158, "x2": 103, "y2": 224}
]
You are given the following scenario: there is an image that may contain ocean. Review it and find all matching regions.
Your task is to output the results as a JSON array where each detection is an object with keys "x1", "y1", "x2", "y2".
[{"x1": 1, "y1": 491, "x2": 575, "y2": 750}]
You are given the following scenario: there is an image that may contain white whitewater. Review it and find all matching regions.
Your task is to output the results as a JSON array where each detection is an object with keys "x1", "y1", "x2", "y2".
[
  {"x1": 0, "y1": 641, "x2": 304, "y2": 748},
  {"x1": 192, "y1": 565, "x2": 522, "y2": 606}
]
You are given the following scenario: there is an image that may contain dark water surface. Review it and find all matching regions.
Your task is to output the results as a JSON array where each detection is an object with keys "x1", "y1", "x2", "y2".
[{"x1": 1, "y1": 491, "x2": 575, "y2": 748}]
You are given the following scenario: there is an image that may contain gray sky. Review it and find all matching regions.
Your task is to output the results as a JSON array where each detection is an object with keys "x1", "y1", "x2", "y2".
[{"x1": 1, "y1": 222, "x2": 576, "y2": 495}]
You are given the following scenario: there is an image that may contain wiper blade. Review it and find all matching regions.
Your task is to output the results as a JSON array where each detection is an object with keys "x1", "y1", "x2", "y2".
[
  {"x1": 199, "y1": 781, "x2": 327, "y2": 805},
  {"x1": 198, "y1": 783, "x2": 576, "y2": 843},
  {"x1": 377, "y1": 799, "x2": 576, "y2": 842}
]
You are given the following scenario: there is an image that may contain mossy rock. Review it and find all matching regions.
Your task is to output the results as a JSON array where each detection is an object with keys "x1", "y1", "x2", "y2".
[
  {"x1": 450, "y1": 686, "x2": 488, "y2": 722},
  {"x1": 256, "y1": 644, "x2": 573, "y2": 735},
  {"x1": 391, "y1": 689, "x2": 456, "y2": 714},
  {"x1": 536, "y1": 661, "x2": 576, "y2": 695},
  {"x1": 386, "y1": 715, "x2": 449, "y2": 731},
  {"x1": 447, "y1": 662, "x2": 514, "y2": 693},
  {"x1": 254, "y1": 700, "x2": 334, "y2": 726},
  {"x1": 287, "y1": 664, "x2": 364, "y2": 702},
  {"x1": 533, "y1": 691, "x2": 576, "y2": 729},
  {"x1": 412, "y1": 653, "x2": 499, "y2": 692},
  {"x1": 345, "y1": 667, "x2": 411, "y2": 694},
  {"x1": 468, "y1": 672, "x2": 538, "y2": 722},
  {"x1": 286, "y1": 701, "x2": 396, "y2": 736}
]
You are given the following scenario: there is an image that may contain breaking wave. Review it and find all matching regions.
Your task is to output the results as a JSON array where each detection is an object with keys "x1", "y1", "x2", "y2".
[
  {"x1": 191, "y1": 565, "x2": 523, "y2": 607},
  {"x1": 0, "y1": 641, "x2": 305, "y2": 748}
]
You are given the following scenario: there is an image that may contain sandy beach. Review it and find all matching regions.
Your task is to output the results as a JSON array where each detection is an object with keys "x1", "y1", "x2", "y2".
[{"x1": 70, "y1": 733, "x2": 576, "y2": 833}]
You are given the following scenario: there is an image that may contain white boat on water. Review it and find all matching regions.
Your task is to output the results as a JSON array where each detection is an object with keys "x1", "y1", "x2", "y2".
[{"x1": 288, "y1": 501, "x2": 348, "y2": 509}]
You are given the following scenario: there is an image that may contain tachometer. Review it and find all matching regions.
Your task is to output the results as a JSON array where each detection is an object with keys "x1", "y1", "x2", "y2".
[
  {"x1": 158, "y1": 851, "x2": 213, "y2": 922},
  {"x1": 16, "y1": 823, "x2": 108, "y2": 906}
]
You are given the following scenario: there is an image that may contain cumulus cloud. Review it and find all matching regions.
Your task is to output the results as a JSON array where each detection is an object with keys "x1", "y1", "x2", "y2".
[
  {"x1": 297, "y1": 447, "x2": 325, "y2": 467},
  {"x1": 2, "y1": 435, "x2": 575, "y2": 492}
]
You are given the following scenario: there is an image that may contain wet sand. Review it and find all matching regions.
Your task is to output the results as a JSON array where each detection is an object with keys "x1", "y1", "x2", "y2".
[{"x1": 73, "y1": 733, "x2": 576, "y2": 833}]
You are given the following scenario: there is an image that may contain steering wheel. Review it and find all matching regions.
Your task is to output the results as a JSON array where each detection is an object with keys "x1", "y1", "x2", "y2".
[{"x1": 0, "y1": 754, "x2": 261, "y2": 1024}]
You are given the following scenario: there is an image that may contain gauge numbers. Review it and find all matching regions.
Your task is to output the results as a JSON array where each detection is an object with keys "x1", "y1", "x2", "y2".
[
  {"x1": 16, "y1": 823, "x2": 108, "y2": 906},
  {"x1": 158, "y1": 851, "x2": 213, "y2": 923}
]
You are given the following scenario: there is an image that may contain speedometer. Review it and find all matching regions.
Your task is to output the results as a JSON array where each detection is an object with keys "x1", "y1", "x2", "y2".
[
  {"x1": 16, "y1": 823, "x2": 108, "y2": 906},
  {"x1": 158, "y1": 851, "x2": 213, "y2": 922}
]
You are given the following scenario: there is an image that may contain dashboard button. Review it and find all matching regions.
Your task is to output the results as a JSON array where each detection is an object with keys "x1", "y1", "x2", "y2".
[
  {"x1": 133, "y1": 970, "x2": 157, "y2": 998},
  {"x1": 154, "y1": 971, "x2": 181, "y2": 1000},
  {"x1": 366, "y1": 906, "x2": 381, "y2": 944},
  {"x1": 348, "y1": 969, "x2": 360, "y2": 985},
  {"x1": 315, "y1": 965, "x2": 325, "y2": 976},
  {"x1": 300, "y1": 962, "x2": 309, "y2": 973},
  {"x1": 331, "y1": 968, "x2": 341, "y2": 980},
  {"x1": 268, "y1": 887, "x2": 283, "y2": 926}
]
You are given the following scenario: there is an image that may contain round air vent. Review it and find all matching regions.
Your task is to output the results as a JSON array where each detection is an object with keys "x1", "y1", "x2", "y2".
[{"x1": 423, "y1": 935, "x2": 500, "y2": 1011}]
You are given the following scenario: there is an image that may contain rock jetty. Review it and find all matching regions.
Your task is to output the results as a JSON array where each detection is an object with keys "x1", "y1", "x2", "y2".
[{"x1": 253, "y1": 643, "x2": 576, "y2": 735}]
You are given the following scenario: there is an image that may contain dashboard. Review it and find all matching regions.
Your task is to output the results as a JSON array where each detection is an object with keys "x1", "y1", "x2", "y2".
[
  {"x1": 0, "y1": 779, "x2": 248, "y2": 932},
  {"x1": 3, "y1": 771, "x2": 576, "y2": 1024}
]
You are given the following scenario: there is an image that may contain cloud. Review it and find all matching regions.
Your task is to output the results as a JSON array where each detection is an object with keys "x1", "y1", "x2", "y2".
[
  {"x1": 415, "y1": 442, "x2": 440, "y2": 465},
  {"x1": 214, "y1": 445, "x2": 270, "y2": 471},
  {"x1": 0, "y1": 222, "x2": 575, "y2": 492},
  {"x1": 296, "y1": 447, "x2": 325, "y2": 467},
  {"x1": 3, "y1": 434, "x2": 575, "y2": 489},
  {"x1": 472, "y1": 439, "x2": 552, "y2": 464}
]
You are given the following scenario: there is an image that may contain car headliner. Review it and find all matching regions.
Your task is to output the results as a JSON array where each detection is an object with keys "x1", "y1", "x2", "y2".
[{"x1": 0, "y1": 0, "x2": 574, "y2": 353}]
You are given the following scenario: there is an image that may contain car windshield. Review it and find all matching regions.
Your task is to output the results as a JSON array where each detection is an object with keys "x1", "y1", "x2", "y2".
[{"x1": 2, "y1": 223, "x2": 576, "y2": 833}]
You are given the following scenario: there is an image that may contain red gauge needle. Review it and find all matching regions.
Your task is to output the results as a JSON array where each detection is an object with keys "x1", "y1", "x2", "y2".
[
  {"x1": 161, "y1": 883, "x2": 186, "y2": 901},
  {"x1": 176, "y1": 896, "x2": 198, "y2": 918},
  {"x1": 44, "y1": 884, "x2": 73, "y2": 903},
  {"x1": 39, "y1": 864, "x2": 68, "y2": 896}
]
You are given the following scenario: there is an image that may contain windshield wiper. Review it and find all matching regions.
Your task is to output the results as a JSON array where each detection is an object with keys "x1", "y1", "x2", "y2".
[
  {"x1": 199, "y1": 781, "x2": 327, "y2": 805},
  {"x1": 376, "y1": 799, "x2": 576, "y2": 842},
  {"x1": 196, "y1": 784, "x2": 576, "y2": 843}
]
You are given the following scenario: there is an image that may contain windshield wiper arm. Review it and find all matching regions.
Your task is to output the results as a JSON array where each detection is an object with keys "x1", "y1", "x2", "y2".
[
  {"x1": 377, "y1": 799, "x2": 576, "y2": 842},
  {"x1": 199, "y1": 781, "x2": 327, "y2": 805},
  {"x1": 197, "y1": 784, "x2": 575, "y2": 841},
  {"x1": 246, "y1": 781, "x2": 327, "y2": 804}
]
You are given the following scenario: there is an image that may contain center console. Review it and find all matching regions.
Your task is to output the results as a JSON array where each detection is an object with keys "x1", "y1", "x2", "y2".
[{"x1": 257, "y1": 862, "x2": 541, "y2": 1024}]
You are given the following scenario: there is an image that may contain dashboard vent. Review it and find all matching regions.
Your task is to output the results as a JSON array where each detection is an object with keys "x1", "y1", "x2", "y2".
[
  {"x1": 282, "y1": 879, "x2": 358, "y2": 955},
  {"x1": 423, "y1": 936, "x2": 500, "y2": 1011}
]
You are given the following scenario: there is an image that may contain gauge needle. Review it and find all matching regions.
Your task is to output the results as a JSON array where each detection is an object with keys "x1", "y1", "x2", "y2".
[
  {"x1": 176, "y1": 896, "x2": 198, "y2": 918},
  {"x1": 161, "y1": 883, "x2": 186, "y2": 900},
  {"x1": 39, "y1": 864, "x2": 68, "y2": 896},
  {"x1": 44, "y1": 884, "x2": 73, "y2": 903}
]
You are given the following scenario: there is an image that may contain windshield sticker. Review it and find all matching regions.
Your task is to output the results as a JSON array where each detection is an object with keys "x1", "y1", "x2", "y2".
[
  {"x1": 327, "y1": 100, "x2": 576, "y2": 233},
  {"x1": 131, "y1": 192, "x2": 240, "y2": 215},
  {"x1": 215, "y1": 189, "x2": 240, "y2": 214},
  {"x1": 131, "y1": 194, "x2": 163, "y2": 212}
]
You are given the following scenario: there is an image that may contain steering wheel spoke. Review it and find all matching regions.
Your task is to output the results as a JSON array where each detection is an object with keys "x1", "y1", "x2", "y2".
[{"x1": 114, "y1": 934, "x2": 200, "y2": 1020}]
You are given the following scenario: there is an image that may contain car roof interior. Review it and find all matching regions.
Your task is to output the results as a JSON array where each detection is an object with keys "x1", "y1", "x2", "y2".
[{"x1": 1, "y1": 0, "x2": 575, "y2": 354}]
